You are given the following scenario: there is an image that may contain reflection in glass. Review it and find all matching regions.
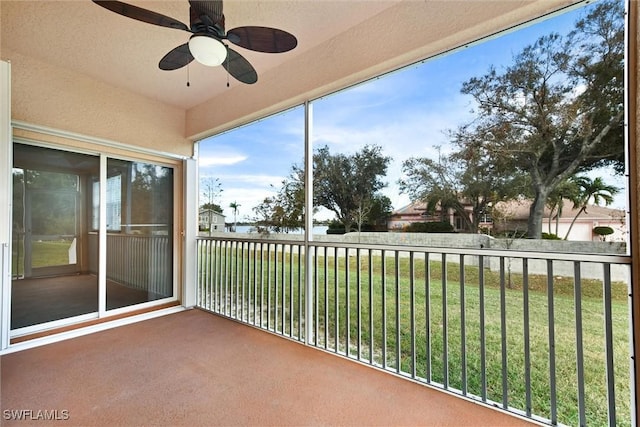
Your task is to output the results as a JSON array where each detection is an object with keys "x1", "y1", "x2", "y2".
[
  {"x1": 11, "y1": 144, "x2": 99, "y2": 329},
  {"x1": 105, "y1": 159, "x2": 174, "y2": 310}
]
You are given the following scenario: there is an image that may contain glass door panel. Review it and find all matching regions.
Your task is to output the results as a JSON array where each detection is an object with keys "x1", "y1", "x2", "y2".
[
  {"x1": 106, "y1": 158, "x2": 173, "y2": 310},
  {"x1": 11, "y1": 144, "x2": 100, "y2": 329}
]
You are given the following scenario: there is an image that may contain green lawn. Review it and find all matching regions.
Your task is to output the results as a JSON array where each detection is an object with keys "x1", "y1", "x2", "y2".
[
  {"x1": 11, "y1": 240, "x2": 73, "y2": 275},
  {"x1": 199, "y1": 246, "x2": 631, "y2": 427}
]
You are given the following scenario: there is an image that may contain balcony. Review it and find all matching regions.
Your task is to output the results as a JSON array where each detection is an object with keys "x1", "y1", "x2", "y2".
[
  {"x1": 2, "y1": 309, "x2": 530, "y2": 426},
  {"x1": 196, "y1": 234, "x2": 632, "y2": 426},
  {"x1": 1, "y1": 234, "x2": 632, "y2": 426}
]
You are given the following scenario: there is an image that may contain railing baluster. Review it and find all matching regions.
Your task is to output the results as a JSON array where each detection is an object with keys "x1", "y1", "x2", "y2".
[
  {"x1": 410, "y1": 251, "x2": 416, "y2": 379},
  {"x1": 253, "y1": 242, "x2": 258, "y2": 325},
  {"x1": 219, "y1": 239, "x2": 224, "y2": 314},
  {"x1": 241, "y1": 241, "x2": 246, "y2": 320},
  {"x1": 313, "y1": 245, "x2": 319, "y2": 344},
  {"x1": 357, "y1": 248, "x2": 362, "y2": 361},
  {"x1": 281, "y1": 244, "x2": 286, "y2": 335},
  {"x1": 298, "y1": 244, "x2": 303, "y2": 340},
  {"x1": 442, "y1": 253, "x2": 448, "y2": 388},
  {"x1": 283, "y1": 244, "x2": 288, "y2": 335},
  {"x1": 368, "y1": 248, "x2": 374, "y2": 365},
  {"x1": 324, "y1": 247, "x2": 329, "y2": 349},
  {"x1": 267, "y1": 243, "x2": 272, "y2": 330},
  {"x1": 273, "y1": 243, "x2": 280, "y2": 332},
  {"x1": 260, "y1": 242, "x2": 264, "y2": 328},
  {"x1": 547, "y1": 259, "x2": 557, "y2": 425},
  {"x1": 479, "y1": 254, "x2": 487, "y2": 401},
  {"x1": 523, "y1": 258, "x2": 532, "y2": 417},
  {"x1": 199, "y1": 240, "x2": 205, "y2": 309},
  {"x1": 334, "y1": 248, "x2": 339, "y2": 353},
  {"x1": 212, "y1": 240, "x2": 218, "y2": 312},
  {"x1": 395, "y1": 251, "x2": 400, "y2": 373},
  {"x1": 235, "y1": 240, "x2": 240, "y2": 318},
  {"x1": 603, "y1": 263, "x2": 616, "y2": 426},
  {"x1": 574, "y1": 261, "x2": 586, "y2": 427},
  {"x1": 346, "y1": 247, "x2": 350, "y2": 357},
  {"x1": 382, "y1": 249, "x2": 387, "y2": 370},
  {"x1": 223, "y1": 240, "x2": 229, "y2": 316},
  {"x1": 425, "y1": 251, "x2": 431, "y2": 383},
  {"x1": 460, "y1": 254, "x2": 466, "y2": 395},
  {"x1": 289, "y1": 243, "x2": 293, "y2": 336},
  {"x1": 500, "y1": 257, "x2": 508, "y2": 409}
]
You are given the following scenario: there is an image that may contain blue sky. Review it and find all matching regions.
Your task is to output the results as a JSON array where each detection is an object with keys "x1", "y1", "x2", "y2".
[{"x1": 199, "y1": 1, "x2": 627, "y2": 223}]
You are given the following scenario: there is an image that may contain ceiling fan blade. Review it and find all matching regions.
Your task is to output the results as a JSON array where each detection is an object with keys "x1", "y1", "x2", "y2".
[
  {"x1": 222, "y1": 48, "x2": 258, "y2": 84},
  {"x1": 227, "y1": 26, "x2": 297, "y2": 53},
  {"x1": 159, "y1": 44, "x2": 194, "y2": 70},
  {"x1": 92, "y1": 1, "x2": 190, "y2": 32}
]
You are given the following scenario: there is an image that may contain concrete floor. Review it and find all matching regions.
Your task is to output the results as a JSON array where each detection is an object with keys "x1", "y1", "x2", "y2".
[{"x1": 1, "y1": 309, "x2": 533, "y2": 426}]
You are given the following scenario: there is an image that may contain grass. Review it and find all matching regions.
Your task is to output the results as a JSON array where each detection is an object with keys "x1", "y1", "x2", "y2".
[
  {"x1": 11, "y1": 240, "x2": 73, "y2": 274},
  {"x1": 198, "y1": 244, "x2": 632, "y2": 427}
]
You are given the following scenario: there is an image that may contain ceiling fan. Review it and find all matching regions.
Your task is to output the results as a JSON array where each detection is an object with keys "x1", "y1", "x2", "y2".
[{"x1": 92, "y1": 0, "x2": 297, "y2": 84}]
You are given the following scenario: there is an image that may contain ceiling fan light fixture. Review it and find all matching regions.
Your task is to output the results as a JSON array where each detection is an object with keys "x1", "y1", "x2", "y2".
[{"x1": 189, "y1": 34, "x2": 227, "y2": 67}]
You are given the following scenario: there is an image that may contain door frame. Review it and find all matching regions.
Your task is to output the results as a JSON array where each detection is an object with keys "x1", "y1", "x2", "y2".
[{"x1": 5, "y1": 124, "x2": 184, "y2": 341}]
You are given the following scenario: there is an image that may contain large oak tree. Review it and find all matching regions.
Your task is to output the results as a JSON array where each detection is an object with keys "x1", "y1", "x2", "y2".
[{"x1": 455, "y1": 0, "x2": 624, "y2": 238}]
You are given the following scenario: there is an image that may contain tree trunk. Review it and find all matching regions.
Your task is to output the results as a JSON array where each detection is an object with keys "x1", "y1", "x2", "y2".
[
  {"x1": 527, "y1": 192, "x2": 547, "y2": 239},
  {"x1": 564, "y1": 206, "x2": 586, "y2": 240}
]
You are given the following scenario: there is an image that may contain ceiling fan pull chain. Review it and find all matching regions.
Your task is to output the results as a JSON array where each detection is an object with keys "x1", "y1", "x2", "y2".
[
  {"x1": 187, "y1": 64, "x2": 191, "y2": 87},
  {"x1": 226, "y1": 45, "x2": 230, "y2": 88}
]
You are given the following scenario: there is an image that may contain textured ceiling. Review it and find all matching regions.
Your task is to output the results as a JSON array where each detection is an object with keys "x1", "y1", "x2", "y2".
[
  {"x1": 1, "y1": 1, "x2": 400, "y2": 110},
  {"x1": 1, "y1": 0, "x2": 581, "y2": 138}
]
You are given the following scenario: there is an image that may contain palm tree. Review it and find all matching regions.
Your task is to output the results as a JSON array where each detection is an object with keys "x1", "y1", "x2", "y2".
[
  {"x1": 563, "y1": 176, "x2": 619, "y2": 240},
  {"x1": 546, "y1": 178, "x2": 580, "y2": 236},
  {"x1": 229, "y1": 201, "x2": 240, "y2": 232}
]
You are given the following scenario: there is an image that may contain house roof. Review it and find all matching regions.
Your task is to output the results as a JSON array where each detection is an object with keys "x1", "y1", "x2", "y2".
[
  {"x1": 391, "y1": 199, "x2": 625, "y2": 221},
  {"x1": 493, "y1": 198, "x2": 625, "y2": 221},
  {"x1": 1, "y1": 0, "x2": 581, "y2": 140}
]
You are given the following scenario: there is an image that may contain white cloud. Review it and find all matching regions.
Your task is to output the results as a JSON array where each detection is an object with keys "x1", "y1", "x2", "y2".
[{"x1": 199, "y1": 155, "x2": 247, "y2": 167}]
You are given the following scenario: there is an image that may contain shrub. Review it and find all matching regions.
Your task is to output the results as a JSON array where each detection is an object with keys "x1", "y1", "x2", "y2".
[
  {"x1": 541, "y1": 232, "x2": 561, "y2": 240},
  {"x1": 593, "y1": 226, "x2": 614, "y2": 236},
  {"x1": 405, "y1": 221, "x2": 454, "y2": 233}
]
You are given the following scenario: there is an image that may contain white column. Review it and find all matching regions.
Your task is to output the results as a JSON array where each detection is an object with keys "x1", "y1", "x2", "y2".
[
  {"x1": 183, "y1": 157, "x2": 198, "y2": 307},
  {"x1": 0, "y1": 60, "x2": 12, "y2": 350},
  {"x1": 304, "y1": 101, "x2": 314, "y2": 344}
]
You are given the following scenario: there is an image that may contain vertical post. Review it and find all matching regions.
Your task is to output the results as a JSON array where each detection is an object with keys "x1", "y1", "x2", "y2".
[
  {"x1": 0, "y1": 60, "x2": 12, "y2": 350},
  {"x1": 304, "y1": 100, "x2": 314, "y2": 344},
  {"x1": 183, "y1": 157, "x2": 198, "y2": 308},
  {"x1": 98, "y1": 154, "x2": 107, "y2": 316},
  {"x1": 625, "y1": 1, "x2": 639, "y2": 425}
]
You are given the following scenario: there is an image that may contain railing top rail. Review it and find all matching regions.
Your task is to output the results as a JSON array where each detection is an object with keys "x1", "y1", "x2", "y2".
[{"x1": 197, "y1": 235, "x2": 631, "y2": 265}]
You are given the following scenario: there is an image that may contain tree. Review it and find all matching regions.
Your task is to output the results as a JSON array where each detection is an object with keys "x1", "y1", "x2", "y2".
[
  {"x1": 229, "y1": 201, "x2": 240, "y2": 231},
  {"x1": 251, "y1": 164, "x2": 307, "y2": 233},
  {"x1": 563, "y1": 175, "x2": 619, "y2": 239},
  {"x1": 201, "y1": 177, "x2": 222, "y2": 210},
  {"x1": 545, "y1": 178, "x2": 580, "y2": 236},
  {"x1": 455, "y1": 0, "x2": 624, "y2": 238},
  {"x1": 399, "y1": 146, "x2": 522, "y2": 233},
  {"x1": 313, "y1": 145, "x2": 390, "y2": 232}
]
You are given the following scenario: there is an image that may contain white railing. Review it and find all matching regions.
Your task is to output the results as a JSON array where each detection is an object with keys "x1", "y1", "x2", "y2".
[
  {"x1": 89, "y1": 233, "x2": 172, "y2": 297},
  {"x1": 196, "y1": 235, "x2": 633, "y2": 426}
]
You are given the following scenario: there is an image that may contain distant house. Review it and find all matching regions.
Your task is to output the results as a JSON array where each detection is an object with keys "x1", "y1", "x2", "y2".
[
  {"x1": 387, "y1": 201, "x2": 492, "y2": 233},
  {"x1": 492, "y1": 199, "x2": 627, "y2": 242},
  {"x1": 388, "y1": 199, "x2": 626, "y2": 242},
  {"x1": 199, "y1": 209, "x2": 225, "y2": 232}
]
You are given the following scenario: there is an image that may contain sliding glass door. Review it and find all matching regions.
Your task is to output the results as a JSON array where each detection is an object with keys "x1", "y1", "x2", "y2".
[
  {"x1": 11, "y1": 143, "x2": 175, "y2": 333},
  {"x1": 104, "y1": 158, "x2": 174, "y2": 310},
  {"x1": 12, "y1": 144, "x2": 99, "y2": 329}
]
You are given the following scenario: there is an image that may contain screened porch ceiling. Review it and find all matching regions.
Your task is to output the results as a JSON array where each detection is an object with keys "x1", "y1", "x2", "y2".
[{"x1": 2, "y1": 0, "x2": 581, "y2": 139}]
